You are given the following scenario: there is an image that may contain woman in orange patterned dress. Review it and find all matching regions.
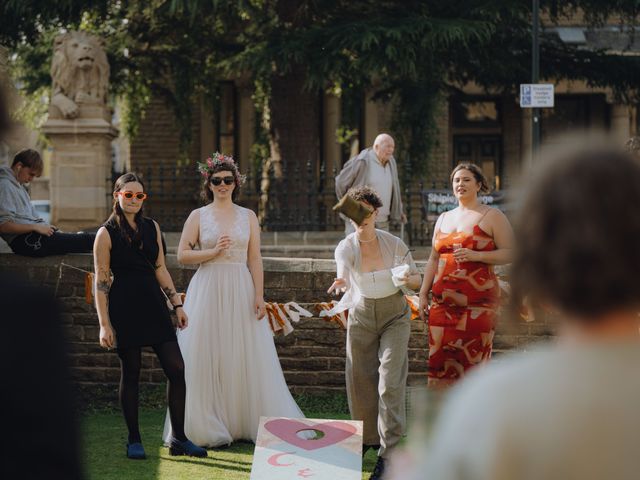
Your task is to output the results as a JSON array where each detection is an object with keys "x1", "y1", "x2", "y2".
[{"x1": 418, "y1": 164, "x2": 514, "y2": 388}]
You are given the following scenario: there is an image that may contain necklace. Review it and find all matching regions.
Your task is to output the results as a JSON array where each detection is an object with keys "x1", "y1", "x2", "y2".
[{"x1": 357, "y1": 234, "x2": 376, "y2": 243}]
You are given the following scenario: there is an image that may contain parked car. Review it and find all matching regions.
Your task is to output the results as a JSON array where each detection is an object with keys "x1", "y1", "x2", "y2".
[{"x1": 31, "y1": 200, "x2": 51, "y2": 224}]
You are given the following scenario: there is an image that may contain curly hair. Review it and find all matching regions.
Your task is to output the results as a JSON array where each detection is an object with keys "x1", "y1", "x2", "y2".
[
  {"x1": 346, "y1": 185, "x2": 383, "y2": 209},
  {"x1": 450, "y1": 163, "x2": 491, "y2": 194}
]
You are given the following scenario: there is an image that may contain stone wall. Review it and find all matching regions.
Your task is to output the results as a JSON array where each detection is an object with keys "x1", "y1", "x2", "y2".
[{"x1": 0, "y1": 253, "x2": 556, "y2": 394}]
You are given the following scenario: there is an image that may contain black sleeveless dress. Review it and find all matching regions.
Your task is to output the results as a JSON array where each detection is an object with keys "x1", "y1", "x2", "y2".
[{"x1": 105, "y1": 217, "x2": 176, "y2": 349}]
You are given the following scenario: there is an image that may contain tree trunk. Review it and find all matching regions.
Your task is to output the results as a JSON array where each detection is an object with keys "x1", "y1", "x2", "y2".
[
  {"x1": 260, "y1": 65, "x2": 320, "y2": 230},
  {"x1": 257, "y1": 0, "x2": 321, "y2": 230}
]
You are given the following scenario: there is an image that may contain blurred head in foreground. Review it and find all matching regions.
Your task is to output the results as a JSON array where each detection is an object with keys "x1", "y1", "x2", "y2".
[{"x1": 511, "y1": 143, "x2": 640, "y2": 330}]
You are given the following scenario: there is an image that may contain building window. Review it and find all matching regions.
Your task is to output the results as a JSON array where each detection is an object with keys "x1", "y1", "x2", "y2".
[
  {"x1": 452, "y1": 98, "x2": 501, "y2": 128},
  {"x1": 451, "y1": 96, "x2": 503, "y2": 190},
  {"x1": 540, "y1": 95, "x2": 590, "y2": 140},
  {"x1": 217, "y1": 81, "x2": 237, "y2": 160},
  {"x1": 453, "y1": 135, "x2": 502, "y2": 190}
]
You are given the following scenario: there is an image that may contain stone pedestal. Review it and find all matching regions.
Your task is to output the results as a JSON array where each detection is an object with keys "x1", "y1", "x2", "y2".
[{"x1": 42, "y1": 105, "x2": 118, "y2": 230}]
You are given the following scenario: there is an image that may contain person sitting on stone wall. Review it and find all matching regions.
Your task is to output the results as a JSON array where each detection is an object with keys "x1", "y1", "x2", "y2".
[{"x1": 0, "y1": 148, "x2": 95, "y2": 256}]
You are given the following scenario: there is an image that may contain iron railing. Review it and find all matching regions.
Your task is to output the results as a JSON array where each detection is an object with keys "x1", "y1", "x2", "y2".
[{"x1": 119, "y1": 162, "x2": 494, "y2": 246}]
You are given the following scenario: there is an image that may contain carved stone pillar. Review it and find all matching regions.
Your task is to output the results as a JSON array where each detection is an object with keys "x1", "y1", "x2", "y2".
[{"x1": 41, "y1": 31, "x2": 118, "y2": 230}]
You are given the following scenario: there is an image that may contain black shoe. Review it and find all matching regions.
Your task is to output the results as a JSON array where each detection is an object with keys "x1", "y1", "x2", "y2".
[
  {"x1": 169, "y1": 438, "x2": 208, "y2": 457},
  {"x1": 369, "y1": 456, "x2": 386, "y2": 480},
  {"x1": 126, "y1": 442, "x2": 146, "y2": 460}
]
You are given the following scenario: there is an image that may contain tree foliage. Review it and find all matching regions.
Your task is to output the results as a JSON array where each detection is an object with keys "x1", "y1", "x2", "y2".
[{"x1": 3, "y1": 0, "x2": 640, "y2": 174}]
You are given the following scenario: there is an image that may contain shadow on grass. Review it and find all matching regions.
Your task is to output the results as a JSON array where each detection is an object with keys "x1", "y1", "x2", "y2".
[
  {"x1": 82, "y1": 388, "x2": 375, "y2": 479},
  {"x1": 162, "y1": 455, "x2": 251, "y2": 473}
]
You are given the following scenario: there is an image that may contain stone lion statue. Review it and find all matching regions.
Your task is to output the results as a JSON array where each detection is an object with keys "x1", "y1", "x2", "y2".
[{"x1": 50, "y1": 31, "x2": 110, "y2": 119}]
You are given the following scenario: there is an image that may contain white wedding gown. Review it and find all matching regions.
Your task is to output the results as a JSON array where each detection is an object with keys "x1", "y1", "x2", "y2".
[{"x1": 163, "y1": 204, "x2": 303, "y2": 446}]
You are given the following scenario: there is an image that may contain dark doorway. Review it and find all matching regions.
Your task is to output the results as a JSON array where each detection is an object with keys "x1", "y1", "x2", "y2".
[{"x1": 452, "y1": 135, "x2": 502, "y2": 190}]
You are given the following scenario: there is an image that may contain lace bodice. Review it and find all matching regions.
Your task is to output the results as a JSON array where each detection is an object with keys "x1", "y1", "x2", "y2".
[{"x1": 199, "y1": 204, "x2": 250, "y2": 264}]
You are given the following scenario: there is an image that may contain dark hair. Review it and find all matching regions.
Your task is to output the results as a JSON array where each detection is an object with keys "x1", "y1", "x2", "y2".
[
  {"x1": 201, "y1": 161, "x2": 244, "y2": 203},
  {"x1": 12, "y1": 149, "x2": 43, "y2": 173},
  {"x1": 346, "y1": 185, "x2": 383, "y2": 209},
  {"x1": 106, "y1": 172, "x2": 145, "y2": 246},
  {"x1": 450, "y1": 163, "x2": 490, "y2": 194},
  {"x1": 511, "y1": 147, "x2": 640, "y2": 321}
]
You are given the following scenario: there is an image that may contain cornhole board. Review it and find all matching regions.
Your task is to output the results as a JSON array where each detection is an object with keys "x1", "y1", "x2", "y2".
[{"x1": 250, "y1": 416, "x2": 363, "y2": 479}]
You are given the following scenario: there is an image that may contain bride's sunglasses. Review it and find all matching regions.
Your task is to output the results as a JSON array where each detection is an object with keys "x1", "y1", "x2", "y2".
[
  {"x1": 117, "y1": 191, "x2": 148, "y2": 200},
  {"x1": 210, "y1": 176, "x2": 235, "y2": 186}
]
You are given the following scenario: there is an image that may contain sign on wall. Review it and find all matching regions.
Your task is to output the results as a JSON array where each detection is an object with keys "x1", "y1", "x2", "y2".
[
  {"x1": 520, "y1": 84, "x2": 555, "y2": 108},
  {"x1": 422, "y1": 189, "x2": 507, "y2": 217},
  {"x1": 421, "y1": 189, "x2": 509, "y2": 237},
  {"x1": 250, "y1": 417, "x2": 363, "y2": 480}
]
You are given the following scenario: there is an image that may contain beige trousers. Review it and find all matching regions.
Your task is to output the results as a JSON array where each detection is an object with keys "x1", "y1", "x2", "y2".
[{"x1": 346, "y1": 290, "x2": 410, "y2": 458}]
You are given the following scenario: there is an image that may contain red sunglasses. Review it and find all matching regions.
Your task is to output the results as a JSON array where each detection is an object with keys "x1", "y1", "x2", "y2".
[{"x1": 116, "y1": 191, "x2": 148, "y2": 200}]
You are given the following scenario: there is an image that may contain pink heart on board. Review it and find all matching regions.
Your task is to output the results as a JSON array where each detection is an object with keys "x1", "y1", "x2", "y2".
[{"x1": 264, "y1": 419, "x2": 357, "y2": 451}]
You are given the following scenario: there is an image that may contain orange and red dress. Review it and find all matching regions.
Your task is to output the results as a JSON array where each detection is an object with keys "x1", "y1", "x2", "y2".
[{"x1": 428, "y1": 224, "x2": 500, "y2": 384}]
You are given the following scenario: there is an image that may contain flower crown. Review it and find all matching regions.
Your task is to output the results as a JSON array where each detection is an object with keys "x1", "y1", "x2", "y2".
[{"x1": 197, "y1": 152, "x2": 237, "y2": 178}]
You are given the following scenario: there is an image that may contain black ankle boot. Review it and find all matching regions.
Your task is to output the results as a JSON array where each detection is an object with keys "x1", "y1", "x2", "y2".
[{"x1": 369, "y1": 456, "x2": 386, "y2": 480}]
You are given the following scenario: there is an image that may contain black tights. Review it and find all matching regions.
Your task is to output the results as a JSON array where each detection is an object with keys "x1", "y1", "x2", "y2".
[{"x1": 117, "y1": 341, "x2": 187, "y2": 444}]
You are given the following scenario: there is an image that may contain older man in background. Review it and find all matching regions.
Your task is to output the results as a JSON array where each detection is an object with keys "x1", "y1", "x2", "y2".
[{"x1": 335, "y1": 133, "x2": 406, "y2": 234}]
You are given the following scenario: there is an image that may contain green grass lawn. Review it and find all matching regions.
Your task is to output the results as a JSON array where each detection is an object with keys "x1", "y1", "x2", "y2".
[{"x1": 82, "y1": 392, "x2": 378, "y2": 479}]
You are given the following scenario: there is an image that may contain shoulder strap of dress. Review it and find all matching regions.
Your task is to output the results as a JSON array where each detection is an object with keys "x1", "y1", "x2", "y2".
[
  {"x1": 435, "y1": 210, "x2": 448, "y2": 234},
  {"x1": 478, "y1": 206, "x2": 492, "y2": 223}
]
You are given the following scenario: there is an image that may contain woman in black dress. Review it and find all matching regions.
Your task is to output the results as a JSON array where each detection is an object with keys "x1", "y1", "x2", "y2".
[{"x1": 93, "y1": 173, "x2": 206, "y2": 459}]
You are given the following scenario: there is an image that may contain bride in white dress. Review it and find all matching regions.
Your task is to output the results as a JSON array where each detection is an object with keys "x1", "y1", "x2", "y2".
[{"x1": 163, "y1": 154, "x2": 303, "y2": 447}]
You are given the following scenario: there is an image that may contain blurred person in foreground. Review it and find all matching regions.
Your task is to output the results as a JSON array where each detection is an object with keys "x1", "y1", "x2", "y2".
[
  {"x1": 1, "y1": 274, "x2": 83, "y2": 479},
  {"x1": 398, "y1": 144, "x2": 640, "y2": 480},
  {"x1": 0, "y1": 72, "x2": 83, "y2": 479}
]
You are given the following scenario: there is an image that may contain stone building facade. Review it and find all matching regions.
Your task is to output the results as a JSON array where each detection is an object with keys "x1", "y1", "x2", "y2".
[{"x1": 124, "y1": 14, "x2": 639, "y2": 233}]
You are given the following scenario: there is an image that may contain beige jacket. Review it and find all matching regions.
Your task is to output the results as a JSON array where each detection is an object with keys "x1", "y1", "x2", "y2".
[{"x1": 334, "y1": 148, "x2": 404, "y2": 222}]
